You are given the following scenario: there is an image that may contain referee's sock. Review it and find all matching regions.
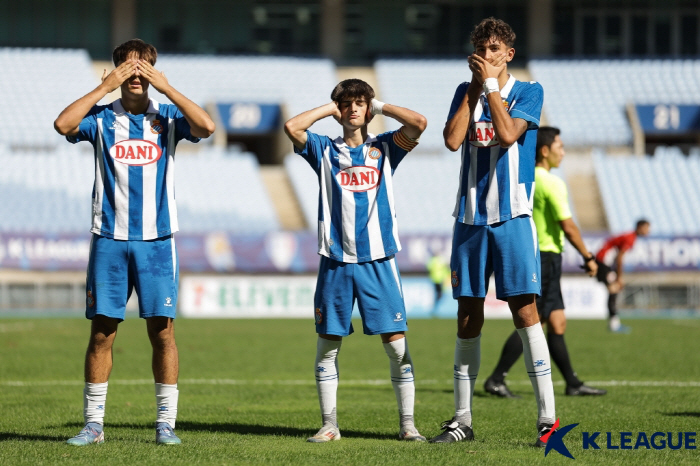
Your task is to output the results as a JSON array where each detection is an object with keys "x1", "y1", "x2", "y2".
[
  {"x1": 547, "y1": 333, "x2": 582, "y2": 388},
  {"x1": 490, "y1": 330, "x2": 523, "y2": 384}
]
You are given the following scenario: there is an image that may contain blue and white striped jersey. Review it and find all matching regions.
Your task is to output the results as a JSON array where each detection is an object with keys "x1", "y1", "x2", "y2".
[
  {"x1": 67, "y1": 99, "x2": 200, "y2": 240},
  {"x1": 295, "y1": 129, "x2": 418, "y2": 263},
  {"x1": 448, "y1": 75, "x2": 543, "y2": 225}
]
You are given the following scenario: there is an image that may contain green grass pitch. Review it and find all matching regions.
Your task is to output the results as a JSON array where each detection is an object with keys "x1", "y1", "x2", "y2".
[{"x1": 1, "y1": 317, "x2": 699, "y2": 465}]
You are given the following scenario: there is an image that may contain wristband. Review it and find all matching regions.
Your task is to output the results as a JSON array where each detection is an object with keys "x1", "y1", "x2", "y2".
[
  {"x1": 370, "y1": 98, "x2": 385, "y2": 116},
  {"x1": 483, "y1": 78, "x2": 499, "y2": 94},
  {"x1": 584, "y1": 255, "x2": 595, "y2": 263}
]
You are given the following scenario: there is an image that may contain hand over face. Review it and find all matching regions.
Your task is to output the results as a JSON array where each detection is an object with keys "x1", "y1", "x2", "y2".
[
  {"x1": 468, "y1": 51, "x2": 507, "y2": 84},
  {"x1": 136, "y1": 60, "x2": 170, "y2": 93},
  {"x1": 101, "y1": 60, "x2": 137, "y2": 93}
]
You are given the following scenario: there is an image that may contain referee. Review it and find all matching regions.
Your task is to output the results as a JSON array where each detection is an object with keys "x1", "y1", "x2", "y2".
[{"x1": 483, "y1": 127, "x2": 607, "y2": 397}]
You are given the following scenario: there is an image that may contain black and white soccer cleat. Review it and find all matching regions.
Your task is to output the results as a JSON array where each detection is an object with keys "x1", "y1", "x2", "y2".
[{"x1": 428, "y1": 419, "x2": 474, "y2": 443}]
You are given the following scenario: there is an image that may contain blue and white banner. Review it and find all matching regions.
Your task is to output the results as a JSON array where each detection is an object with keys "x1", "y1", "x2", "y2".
[
  {"x1": 635, "y1": 104, "x2": 700, "y2": 135},
  {"x1": 1, "y1": 232, "x2": 699, "y2": 274},
  {"x1": 217, "y1": 102, "x2": 281, "y2": 134}
]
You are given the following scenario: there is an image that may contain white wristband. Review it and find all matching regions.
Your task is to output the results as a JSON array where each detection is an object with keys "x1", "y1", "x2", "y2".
[
  {"x1": 483, "y1": 78, "x2": 499, "y2": 94},
  {"x1": 370, "y1": 98, "x2": 385, "y2": 116}
]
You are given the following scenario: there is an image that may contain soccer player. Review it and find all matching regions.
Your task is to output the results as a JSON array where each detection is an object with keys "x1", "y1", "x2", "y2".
[
  {"x1": 429, "y1": 18, "x2": 557, "y2": 446},
  {"x1": 483, "y1": 127, "x2": 607, "y2": 399},
  {"x1": 595, "y1": 219, "x2": 651, "y2": 333},
  {"x1": 284, "y1": 79, "x2": 427, "y2": 443},
  {"x1": 54, "y1": 39, "x2": 215, "y2": 445}
]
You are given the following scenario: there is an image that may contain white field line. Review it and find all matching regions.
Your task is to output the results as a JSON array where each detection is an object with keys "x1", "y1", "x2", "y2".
[{"x1": 2, "y1": 379, "x2": 700, "y2": 388}]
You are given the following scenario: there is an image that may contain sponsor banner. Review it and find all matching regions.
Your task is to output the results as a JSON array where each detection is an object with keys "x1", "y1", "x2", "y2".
[
  {"x1": 419, "y1": 277, "x2": 607, "y2": 320},
  {"x1": 217, "y1": 102, "x2": 281, "y2": 134},
  {"x1": 180, "y1": 275, "x2": 316, "y2": 318},
  {"x1": 179, "y1": 276, "x2": 607, "y2": 319},
  {"x1": 1, "y1": 232, "x2": 699, "y2": 274}
]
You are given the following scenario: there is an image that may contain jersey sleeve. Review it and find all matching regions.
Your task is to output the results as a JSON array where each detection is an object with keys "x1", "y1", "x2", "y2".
[
  {"x1": 548, "y1": 177, "x2": 572, "y2": 221},
  {"x1": 377, "y1": 129, "x2": 419, "y2": 172},
  {"x1": 510, "y1": 82, "x2": 543, "y2": 128},
  {"x1": 446, "y1": 82, "x2": 469, "y2": 122},
  {"x1": 66, "y1": 106, "x2": 102, "y2": 144},
  {"x1": 173, "y1": 109, "x2": 202, "y2": 143},
  {"x1": 293, "y1": 130, "x2": 327, "y2": 174}
]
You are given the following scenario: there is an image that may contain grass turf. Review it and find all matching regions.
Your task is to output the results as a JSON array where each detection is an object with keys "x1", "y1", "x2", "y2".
[{"x1": 1, "y1": 317, "x2": 699, "y2": 465}]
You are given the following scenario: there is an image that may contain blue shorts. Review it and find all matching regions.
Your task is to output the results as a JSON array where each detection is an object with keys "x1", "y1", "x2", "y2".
[
  {"x1": 314, "y1": 255, "x2": 408, "y2": 337},
  {"x1": 451, "y1": 215, "x2": 541, "y2": 301},
  {"x1": 86, "y1": 234, "x2": 179, "y2": 321}
]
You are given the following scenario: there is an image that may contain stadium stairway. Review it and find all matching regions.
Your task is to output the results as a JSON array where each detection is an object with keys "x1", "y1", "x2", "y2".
[
  {"x1": 259, "y1": 166, "x2": 307, "y2": 230},
  {"x1": 563, "y1": 152, "x2": 608, "y2": 232}
]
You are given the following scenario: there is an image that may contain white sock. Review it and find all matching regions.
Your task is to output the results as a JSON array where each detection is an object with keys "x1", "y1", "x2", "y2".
[
  {"x1": 83, "y1": 382, "x2": 108, "y2": 426},
  {"x1": 383, "y1": 337, "x2": 415, "y2": 430},
  {"x1": 609, "y1": 316, "x2": 621, "y2": 331},
  {"x1": 454, "y1": 335, "x2": 480, "y2": 427},
  {"x1": 155, "y1": 383, "x2": 179, "y2": 428},
  {"x1": 315, "y1": 337, "x2": 341, "y2": 427},
  {"x1": 517, "y1": 323, "x2": 556, "y2": 426}
]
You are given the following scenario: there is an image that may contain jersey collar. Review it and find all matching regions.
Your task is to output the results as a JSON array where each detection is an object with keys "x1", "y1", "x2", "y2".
[
  {"x1": 333, "y1": 133, "x2": 377, "y2": 148},
  {"x1": 112, "y1": 98, "x2": 160, "y2": 115}
]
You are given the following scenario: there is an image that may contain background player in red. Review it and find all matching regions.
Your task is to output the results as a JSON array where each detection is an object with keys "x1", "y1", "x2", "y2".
[{"x1": 595, "y1": 219, "x2": 651, "y2": 333}]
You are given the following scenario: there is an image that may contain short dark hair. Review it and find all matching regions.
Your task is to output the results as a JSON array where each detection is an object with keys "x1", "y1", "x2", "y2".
[
  {"x1": 330, "y1": 79, "x2": 375, "y2": 104},
  {"x1": 636, "y1": 219, "x2": 650, "y2": 229},
  {"x1": 471, "y1": 17, "x2": 516, "y2": 48},
  {"x1": 536, "y1": 126, "x2": 560, "y2": 163},
  {"x1": 112, "y1": 39, "x2": 157, "y2": 67}
]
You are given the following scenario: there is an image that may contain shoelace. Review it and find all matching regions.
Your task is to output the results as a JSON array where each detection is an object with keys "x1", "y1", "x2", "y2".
[{"x1": 440, "y1": 420, "x2": 459, "y2": 430}]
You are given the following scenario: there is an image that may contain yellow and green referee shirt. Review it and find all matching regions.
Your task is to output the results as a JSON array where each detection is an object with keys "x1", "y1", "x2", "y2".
[{"x1": 533, "y1": 166, "x2": 572, "y2": 254}]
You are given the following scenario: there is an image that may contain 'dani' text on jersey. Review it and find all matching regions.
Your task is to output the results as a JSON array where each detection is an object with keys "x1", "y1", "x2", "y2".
[{"x1": 296, "y1": 129, "x2": 417, "y2": 263}]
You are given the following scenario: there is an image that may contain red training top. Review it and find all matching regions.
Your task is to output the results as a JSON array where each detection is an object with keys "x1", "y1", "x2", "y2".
[{"x1": 596, "y1": 232, "x2": 637, "y2": 262}]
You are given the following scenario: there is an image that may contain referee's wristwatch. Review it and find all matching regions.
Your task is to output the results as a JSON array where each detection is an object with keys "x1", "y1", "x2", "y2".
[{"x1": 583, "y1": 255, "x2": 596, "y2": 263}]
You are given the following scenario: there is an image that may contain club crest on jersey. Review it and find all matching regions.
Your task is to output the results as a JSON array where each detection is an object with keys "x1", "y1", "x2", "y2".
[
  {"x1": 367, "y1": 147, "x2": 382, "y2": 160},
  {"x1": 150, "y1": 119, "x2": 163, "y2": 134},
  {"x1": 109, "y1": 139, "x2": 163, "y2": 166},
  {"x1": 469, "y1": 121, "x2": 499, "y2": 147},
  {"x1": 336, "y1": 166, "x2": 380, "y2": 192}
]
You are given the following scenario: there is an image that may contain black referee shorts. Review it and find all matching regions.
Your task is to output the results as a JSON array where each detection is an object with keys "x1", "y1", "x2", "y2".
[{"x1": 536, "y1": 251, "x2": 565, "y2": 319}]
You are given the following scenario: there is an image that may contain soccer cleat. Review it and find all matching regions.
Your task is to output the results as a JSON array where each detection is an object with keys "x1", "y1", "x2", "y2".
[
  {"x1": 566, "y1": 384, "x2": 607, "y2": 396},
  {"x1": 484, "y1": 376, "x2": 521, "y2": 399},
  {"x1": 609, "y1": 324, "x2": 631, "y2": 334},
  {"x1": 155, "y1": 422, "x2": 181, "y2": 445},
  {"x1": 307, "y1": 423, "x2": 341, "y2": 443},
  {"x1": 66, "y1": 422, "x2": 104, "y2": 446},
  {"x1": 399, "y1": 428, "x2": 427, "y2": 442},
  {"x1": 428, "y1": 419, "x2": 474, "y2": 443},
  {"x1": 535, "y1": 423, "x2": 556, "y2": 447}
]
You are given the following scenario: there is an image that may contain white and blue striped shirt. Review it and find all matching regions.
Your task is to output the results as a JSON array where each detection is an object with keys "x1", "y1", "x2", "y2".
[
  {"x1": 67, "y1": 98, "x2": 200, "y2": 240},
  {"x1": 448, "y1": 75, "x2": 543, "y2": 225},
  {"x1": 295, "y1": 129, "x2": 418, "y2": 263}
]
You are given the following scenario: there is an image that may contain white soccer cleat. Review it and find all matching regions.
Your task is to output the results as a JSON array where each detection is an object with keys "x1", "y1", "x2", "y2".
[
  {"x1": 307, "y1": 424, "x2": 341, "y2": 443},
  {"x1": 399, "y1": 428, "x2": 427, "y2": 442}
]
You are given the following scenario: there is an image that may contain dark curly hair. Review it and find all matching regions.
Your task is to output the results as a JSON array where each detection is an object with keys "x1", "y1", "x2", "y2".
[
  {"x1": 470, "y1": 17, "x2": 516, "y2": 48},
  {"x1": 330, "y1": 79, "x2": 375, "y2": 104},
  {"x1": 112, "y1": 39, "x2": 157, "y2": 67}
]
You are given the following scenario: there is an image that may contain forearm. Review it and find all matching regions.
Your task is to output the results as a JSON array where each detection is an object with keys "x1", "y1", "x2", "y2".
[
  {"x1": 160, "y1": 86, "x2": 215, "y2": 138},
  {"x1": 486, "y1": 92, "x2": 525, "y2": 147},
  {"x1": 381, "y1": 103, "x2": 427, "y2": 140},
  {"x1": 443, "y1": 85, "x2": 480, "y2": 151},
  {"x1": 284, "y1": 102, "x2": 336, "y2": 149},
  {"x1": 54, "y1": 84, "x2": 110, "y2": 135},
  {"x1": 562, "y1": 220, "x2": 592, "y2": 258}
]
